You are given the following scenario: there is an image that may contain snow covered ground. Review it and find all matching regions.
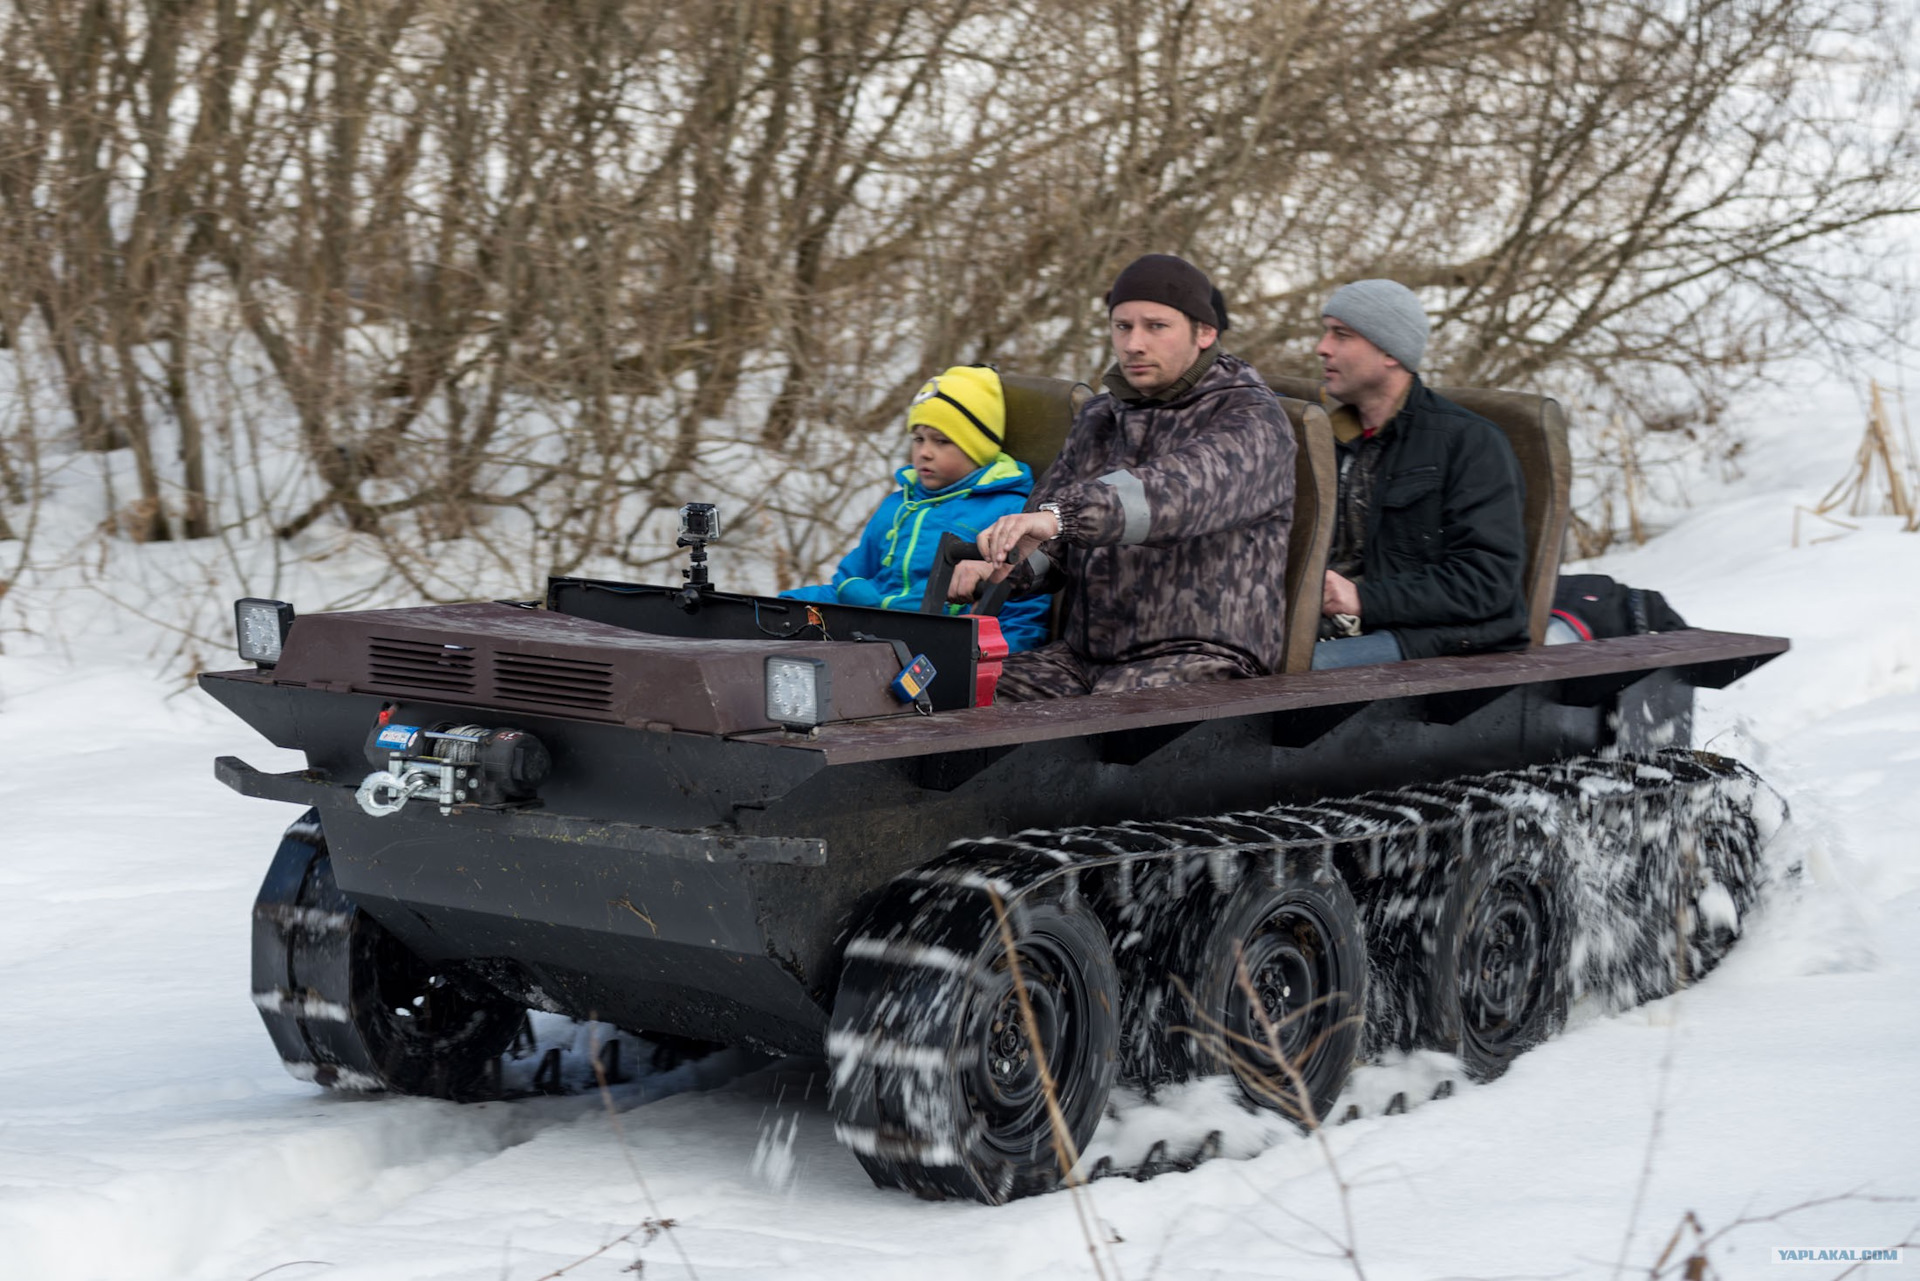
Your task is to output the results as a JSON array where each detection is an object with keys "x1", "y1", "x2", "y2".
[{"x1": 3, "y1": 377, "x2": 1918, "y2": 1280}]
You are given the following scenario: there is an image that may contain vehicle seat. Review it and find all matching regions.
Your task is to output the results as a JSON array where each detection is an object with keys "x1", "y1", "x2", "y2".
[
  {"x1": 999, "y1": 373, "x2": 1093, "y2": 482},
  {"x1": 1279, "y1": 397, "x2": 1335, "y2": 672},
  {"x1": 988, "y1": 373, "x2": 1094, "y2": 642},
  {"x1": 1267, "y1": 375, "x2": 1571, "y2": 646},
  {"x1": 1432, "y1": 388, "x2": 1570, "y2": 645}
]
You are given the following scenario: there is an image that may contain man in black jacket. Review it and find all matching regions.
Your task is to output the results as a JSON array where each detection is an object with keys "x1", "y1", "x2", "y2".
[{"x1": 1313, "y1": 279, "x2": 1528, "y2": 667}]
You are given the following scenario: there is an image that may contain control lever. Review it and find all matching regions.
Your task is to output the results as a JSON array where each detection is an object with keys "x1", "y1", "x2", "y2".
[{"x1": 919, "y1": 532, "x2": 1014, "y2": 618}]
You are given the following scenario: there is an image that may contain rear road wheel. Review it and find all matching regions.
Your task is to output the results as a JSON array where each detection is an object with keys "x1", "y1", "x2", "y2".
[{"x1": 1415, "y1": 841, "x2": 1571, "y2": 1081}]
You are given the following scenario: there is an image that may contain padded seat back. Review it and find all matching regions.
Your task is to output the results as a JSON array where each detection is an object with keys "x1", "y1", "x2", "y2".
[
  {"x1": 1279, "y1": 397, "x2": 1336, "y2": 672},
  {"x1": 1266, "y1": 374, "x2": 1322, "y2": 406},
  {"x1": 994, "y1": 372, "x2": 1093, "y2": 643},
  {"x1": 998, "y1": 372, "x2": 1093, "y2": 481},
  {"x1": 1434, "y1": 388, "x2": 1570, "y2": 645},
  {"x1": 1266, "y1": 374, "x2": 1571, "y2": 646}
]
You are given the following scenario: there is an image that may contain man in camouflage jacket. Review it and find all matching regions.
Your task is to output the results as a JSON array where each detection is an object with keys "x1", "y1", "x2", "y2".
[{"x1": 961, "y1": 254, "x2": 1297, "y2": 698}]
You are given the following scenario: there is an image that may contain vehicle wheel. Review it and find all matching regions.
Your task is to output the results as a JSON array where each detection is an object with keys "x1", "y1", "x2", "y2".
[
  {"x1": 1678, "y1": 809, "x2": 1763, "y2": 982},
  {"x1": 1180, "y1": 862, "x2": 1366, "y2": 1125},
  {"x1": 252, "y1": 809, "x2": 524, "y2": 1099},
  {"x1": 1411, "y1": 836, "x2": 1571, "y2": 1081},
  {"x1": 1630, "y1": 750, "x2": 1770, "y2": 995},
  {"x1": 828, "y1": 866, "x2": 1119, "y2": 1203}
]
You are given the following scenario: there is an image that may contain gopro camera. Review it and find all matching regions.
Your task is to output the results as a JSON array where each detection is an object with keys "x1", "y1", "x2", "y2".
[{"x1": 678, "y1": 502, "x2": 720, "y2": 545}]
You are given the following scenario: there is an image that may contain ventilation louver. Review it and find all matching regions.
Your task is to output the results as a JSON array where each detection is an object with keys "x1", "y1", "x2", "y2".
[
  {"x1": 495, "y1": 651, "x2": 616, "y2": 713},
  {"x1": 366, "y1": 636, "x2": 478, "y2": 695}
]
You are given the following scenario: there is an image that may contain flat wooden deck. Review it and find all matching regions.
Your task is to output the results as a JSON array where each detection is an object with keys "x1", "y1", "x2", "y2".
[{"x1": 731, "y1": 630, "x2": 1790, "y2": 764}]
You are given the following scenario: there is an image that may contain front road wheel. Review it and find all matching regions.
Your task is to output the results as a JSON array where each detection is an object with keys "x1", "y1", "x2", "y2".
[{"x1": 827, "y1": 866, "x2": 1119, "y2": 1203}]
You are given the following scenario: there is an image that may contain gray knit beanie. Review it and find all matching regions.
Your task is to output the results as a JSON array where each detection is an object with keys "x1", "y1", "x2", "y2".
[{"x1": 1323, "y1": 279, "x2": 1429, "y2": 372}]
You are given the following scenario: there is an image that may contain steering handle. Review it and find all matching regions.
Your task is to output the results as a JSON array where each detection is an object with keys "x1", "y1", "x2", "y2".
[{"x1": 919, "y1": 532, "x2": 1015, "y2": 618}]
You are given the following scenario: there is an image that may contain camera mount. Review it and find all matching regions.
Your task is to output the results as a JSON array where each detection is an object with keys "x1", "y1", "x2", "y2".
[{"x1": 676, "y1": 502, "x2": 721, "y2": 609}]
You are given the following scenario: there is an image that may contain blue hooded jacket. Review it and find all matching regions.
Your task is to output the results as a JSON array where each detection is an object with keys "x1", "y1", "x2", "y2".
[{"x1": 782, "y1": 455, "x2": 1051, "y2": 653}]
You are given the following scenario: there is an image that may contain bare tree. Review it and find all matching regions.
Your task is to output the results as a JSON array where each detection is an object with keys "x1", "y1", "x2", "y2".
[{"x1": 0, "y1": 0, "x2": 1911, "y2": 600}]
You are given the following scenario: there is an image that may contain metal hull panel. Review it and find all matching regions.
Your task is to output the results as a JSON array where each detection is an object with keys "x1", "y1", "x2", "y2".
[{"x1": 203, "y1": 649, "x2": 1713, "y2": 1053}]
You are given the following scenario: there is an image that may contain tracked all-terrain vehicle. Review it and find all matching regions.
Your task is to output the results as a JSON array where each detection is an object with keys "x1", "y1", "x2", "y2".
[{"x1": 203, "y1": 374, "x2": 1787, "y2": 1204}]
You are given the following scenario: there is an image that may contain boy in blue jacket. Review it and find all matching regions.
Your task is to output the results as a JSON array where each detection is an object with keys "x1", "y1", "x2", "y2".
[{"x1": 784, "y1": 365, "x2": 1051, "y2": 652}]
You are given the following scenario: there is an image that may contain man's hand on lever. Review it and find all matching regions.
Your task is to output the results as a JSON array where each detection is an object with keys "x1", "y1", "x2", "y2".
[
  {"x1": 949, "y1": 509, "x2": 1060, "y2": 603},
  {"x1": 1322, "y1": 570, "x2": 1362, "y2": 618},
  {"x1": 978, "y1": 510, "x2": 1061, "y2": 568}
]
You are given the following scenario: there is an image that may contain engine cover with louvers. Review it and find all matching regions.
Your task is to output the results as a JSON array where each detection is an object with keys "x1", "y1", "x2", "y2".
[{"x1": 266, "y1": 602, "x2": 910, "y2": 734}]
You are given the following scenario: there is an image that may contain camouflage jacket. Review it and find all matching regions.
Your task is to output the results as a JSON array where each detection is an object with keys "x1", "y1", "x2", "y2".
[{"x1": 1014, "y1": 351, "x2": 1297, "y2": 672}]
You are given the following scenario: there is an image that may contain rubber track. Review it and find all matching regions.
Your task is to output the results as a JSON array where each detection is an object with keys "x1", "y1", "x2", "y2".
[
  {"x1": 828, "y1": 748, "x2": 1776, "y2": 1187},
  {"x1": 249, "y1": 811, "x2": 392, "y2": 1090},
  {"x1": 250, "y1": 808, "x2": 517, "y2": 1098}
]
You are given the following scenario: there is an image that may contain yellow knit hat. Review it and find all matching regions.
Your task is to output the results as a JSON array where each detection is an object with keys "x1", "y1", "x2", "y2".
[{"x1": 908, "y1": 365, "x2": 1006, "y2": 467}]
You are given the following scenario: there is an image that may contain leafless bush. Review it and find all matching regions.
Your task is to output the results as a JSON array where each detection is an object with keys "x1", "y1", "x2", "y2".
[{"x1": 0, "y1": 0, "x2": 1912, "y2": 604}]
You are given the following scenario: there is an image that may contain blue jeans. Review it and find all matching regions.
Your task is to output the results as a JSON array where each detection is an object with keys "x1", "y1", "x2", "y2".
[{"x1": 1311, "y1": 631, "x2": 1405, "y2": 670}]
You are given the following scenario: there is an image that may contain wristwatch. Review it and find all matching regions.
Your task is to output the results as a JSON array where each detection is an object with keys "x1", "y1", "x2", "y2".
[{"x1": 1037, "y1": 501, "x2": 1065, "y2": 540}]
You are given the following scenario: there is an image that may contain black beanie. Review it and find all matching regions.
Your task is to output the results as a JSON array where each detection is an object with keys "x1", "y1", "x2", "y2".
[{"x1": 1106, "y1": 254, "x2": 1223, "y2": 330}]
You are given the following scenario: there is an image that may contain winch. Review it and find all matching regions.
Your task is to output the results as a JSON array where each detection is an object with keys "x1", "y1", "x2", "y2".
[{"x1": 355, "y1": 719, "x2": 550, "y2": 817}]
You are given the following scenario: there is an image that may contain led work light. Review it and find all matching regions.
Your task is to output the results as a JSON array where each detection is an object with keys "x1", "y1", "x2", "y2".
[
  {"x1": 765, "y1": 655, "x2": 832, "y2": 730},
  {"x1": 235, "y1": 598, "x2": 296, "y2": 667}
]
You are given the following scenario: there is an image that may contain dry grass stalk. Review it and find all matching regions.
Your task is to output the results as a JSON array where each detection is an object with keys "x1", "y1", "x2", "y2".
[
  {"x1": 985, "y1": 887, "x2": 1121, "y2": 1281},
  {"x1": 1609, "y1": 415, "x2": 1651, "y2": 547},
  {"x1": 1791, "y1": 505, "x2": 1862, "y2": 548},
  {"x1": 1647, "y1": 1210, "x2": 1710, "y2": 1281},
  {"x1": 1901, "y1": 387, "x2": 1920, "y2": 534},
  {"x1": 1226, "y1": 949, "x2": 1367, "y2": 1281},
  {"x1": 1795, "y1": 380, "x2": 1918, "y2": 546},
  {"x1": 1171, "y1": 985, "x2": 1351, "y2": 1126},
  {"x1": 1169, "y1": 952, "x2": 1368, "y2": 1280},
  {"x1": 530, "y1": 1215, "x2": 676, "y2": 1281},
  {"x1": 1612, "y1": 1001, "x2": 1683, "y2": 1280},
  {"x1": 1814, "y1": 381, "x2": 1916, "y2": 524},
  {"x1": 524, "y1": 1026, "x2": 700, "y2": 1281},
  {"x1": 1640, "y1": 1194, "x2": 1917, "y2": 1279}
]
